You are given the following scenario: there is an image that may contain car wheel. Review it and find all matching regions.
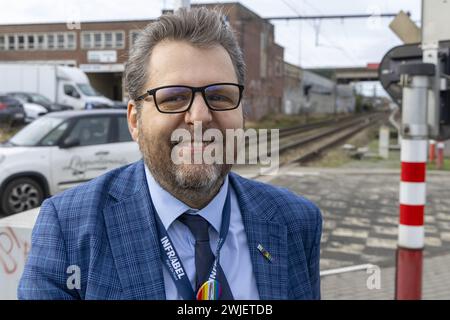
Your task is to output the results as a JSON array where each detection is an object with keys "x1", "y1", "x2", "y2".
[{"x1": 1, "y1": 178, "x2": 44, "y2": 216}]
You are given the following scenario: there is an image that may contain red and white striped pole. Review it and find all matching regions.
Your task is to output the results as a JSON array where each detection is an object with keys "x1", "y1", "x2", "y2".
[
  {"x1": 396, "y1": 139, "x2": 426, "y2": 300},
  {"x1": 399, "y1": 139, "x2": 426, "y2": 249},
  {"x1": 395, "y1": 62, "x2": 435, "y2": 300}
]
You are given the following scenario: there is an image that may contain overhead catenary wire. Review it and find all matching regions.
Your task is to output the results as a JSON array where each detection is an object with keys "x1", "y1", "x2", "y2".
[
  {"x1": 279, "y1": 0, "x2": 360, "y2": 66},
  {"x1": 281, "y1": 0, "x2": 303, "y2": 66}
]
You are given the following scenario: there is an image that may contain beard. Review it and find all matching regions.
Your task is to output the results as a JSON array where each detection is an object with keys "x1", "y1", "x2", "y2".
[{"x1": 137, "y1": 118, "x2": 232, "y2": 199}]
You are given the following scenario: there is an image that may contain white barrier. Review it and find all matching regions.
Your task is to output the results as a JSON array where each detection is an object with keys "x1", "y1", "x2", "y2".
[{"x1": 0, "y1": 208, "x2": 39, "y2": 300}]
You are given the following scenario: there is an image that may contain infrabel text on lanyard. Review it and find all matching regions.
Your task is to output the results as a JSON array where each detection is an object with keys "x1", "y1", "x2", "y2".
[{"x1": 154, "y1": 188, "x2": 232, "y2": 300}]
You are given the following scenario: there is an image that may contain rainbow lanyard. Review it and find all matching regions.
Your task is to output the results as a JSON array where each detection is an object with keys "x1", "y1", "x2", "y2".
[{"x1": 153, "y1": 188, "x2": 231, "y2": 300}]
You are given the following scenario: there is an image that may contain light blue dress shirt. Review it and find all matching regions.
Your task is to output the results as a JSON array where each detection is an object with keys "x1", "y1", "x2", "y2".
[{"x1": 144, "y1": 166, "x2": 260, "y2": 300}]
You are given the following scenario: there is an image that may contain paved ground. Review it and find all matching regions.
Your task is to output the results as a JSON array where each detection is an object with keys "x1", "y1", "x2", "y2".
[
  {"x1": 321, "y1": 252, "x2": 450, "y2": 300},
  {"x1": 267, "y1": 167, "x2": 450, "y2": 271},
  {"x1": 233, "y1": 165, "x2": 450, "y2": 299}
]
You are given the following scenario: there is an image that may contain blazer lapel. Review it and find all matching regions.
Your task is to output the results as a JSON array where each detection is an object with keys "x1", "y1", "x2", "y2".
[
  {"x1": 103, "y1": 161, "x2": 166, "y2": 300},
  {"x1": 229, "y1": 173, "x2": 288, "y2": 300}
]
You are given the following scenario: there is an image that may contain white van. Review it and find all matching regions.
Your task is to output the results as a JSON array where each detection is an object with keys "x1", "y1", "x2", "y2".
[
  {"x1": 0, "y1": 63, "x2": 114, "y2": 110},
  {"x1": 0, "y1": 110, "x2": 141, "y2": 215}
]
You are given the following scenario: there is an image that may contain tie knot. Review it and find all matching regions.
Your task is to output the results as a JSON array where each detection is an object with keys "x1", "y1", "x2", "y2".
[{"x1": 178, "y1": 213, "x2": 210, "y2": 242}]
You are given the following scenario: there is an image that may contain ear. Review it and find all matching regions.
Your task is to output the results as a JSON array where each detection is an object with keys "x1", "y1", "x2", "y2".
[{"x1": 127, "y1": 100, "x2": 140, "y2": 142}]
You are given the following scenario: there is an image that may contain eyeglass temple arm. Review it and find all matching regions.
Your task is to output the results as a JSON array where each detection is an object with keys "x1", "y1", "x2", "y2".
[{"x1": 135, "y1": 91, "x2": 151, "y2": 102}]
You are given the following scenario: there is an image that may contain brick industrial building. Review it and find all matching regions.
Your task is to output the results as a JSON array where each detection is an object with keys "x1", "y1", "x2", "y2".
[{"x1": 0, "y1": 2, "x2": 284, "y2": 120}]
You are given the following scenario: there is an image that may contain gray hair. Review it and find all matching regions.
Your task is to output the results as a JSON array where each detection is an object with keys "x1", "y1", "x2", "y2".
[{"x1": 124, "y1": 7, "x2": 246, "y2": 110}]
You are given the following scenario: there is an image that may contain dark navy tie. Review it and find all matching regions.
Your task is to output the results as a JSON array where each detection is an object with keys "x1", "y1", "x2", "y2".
[{"x1": 178, "y1": 213, "x2": 234, "y2": 300}]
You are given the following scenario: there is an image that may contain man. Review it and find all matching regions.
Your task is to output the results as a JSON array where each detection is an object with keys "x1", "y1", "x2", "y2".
[{"x1": 18, "y1": 7, "x2": 322, "y2": 300}]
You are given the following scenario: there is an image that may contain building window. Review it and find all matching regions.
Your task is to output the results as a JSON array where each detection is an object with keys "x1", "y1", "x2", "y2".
[
  {"x1": 115, "y1": 31, "x2": 124, "y2": 48},
  {"x1": 0, "y1": 32, "x2": 76, "y2": 51},
  {"x1": 57, "y1": 33, "x2": 65, "y2": 49},
  {"x1": 8, "y1": 35, "x2": 15, "y2": 50},
  {"x1": 82, "y1": 33, "x2": 92, "y2": 49},
  {"x1": 37, "y1": 34, "x2": 45, "y2": 49},
  {"x1": 18, "y1": 35, "x2": 25, "y2": 50},
  {"x1": 27, "y1": 35, "x2": 35, "y2": 50},
  {"x1": 104, "y1": 32, "x2": 113, "y2": 48},
  {"x1": 81, "y1": 31, "x2": 125, "y2": 49},
  {"x1": 94, "y1": 32, "x2": 102, "y2": 48},
  {"x1": 67, "y1": 33, "x2": 76, "y2": 49},
  {"x1": 0, "y1": 35, "x2": 5, "y2": 51},
  {"x1": 47, "y1": 34, "x2": 55, "y2": 49}
]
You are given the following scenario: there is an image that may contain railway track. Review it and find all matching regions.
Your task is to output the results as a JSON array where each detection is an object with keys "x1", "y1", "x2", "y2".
[
  {"x1": 277, "y1": 113, "x2": 377, "y2": 154},
  {"x1": 284, "y1": 112, "x2": 386, "y2": 165},
  {"x1": 236, "y1": 111, "x2": 387, "y2": 176},
  {"x1": 277, "y1": 114, "x2": 356, "y2": 138}
]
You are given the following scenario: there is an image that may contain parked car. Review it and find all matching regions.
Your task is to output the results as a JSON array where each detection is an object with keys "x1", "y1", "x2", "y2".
[
  {"x1": 0, "y1": 109, "x2": 141, "y2": 215},
  {"x1": 9, "y1": 95, "x2": 48, "y2": 123},
  {"x1": 7, "y1": 92, "x2": 73, "y2": 112},
  {"x1": 0, "y1": 95, "x2": 26, "y2": 126}
]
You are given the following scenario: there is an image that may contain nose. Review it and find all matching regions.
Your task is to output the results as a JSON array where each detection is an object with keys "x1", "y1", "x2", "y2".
[{"x1": 185, "y1": 92, "x2": 212, "y2": 125}]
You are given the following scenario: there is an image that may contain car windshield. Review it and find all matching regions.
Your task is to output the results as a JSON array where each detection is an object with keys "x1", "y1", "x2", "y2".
[
  {"x1": 30, "y1": 93, "x2": 53, "y2": 105},
  {"x1": 9, "y1": 116, "x2": 65, "y2": 146},
  {"x1": 77, "y1": 83, "x2": 101, "y2": 97}
]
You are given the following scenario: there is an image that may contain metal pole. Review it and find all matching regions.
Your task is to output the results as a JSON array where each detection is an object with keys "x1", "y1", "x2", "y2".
[
  {"x1": 429, "y1": 139, "x2": 436, "y2": 162},
  {"x1": 395, "y1": 249, "x2": 423, "y2": 299},
  {"x1": 395, "y1": 63, "x2": 435, "y2": 300}
]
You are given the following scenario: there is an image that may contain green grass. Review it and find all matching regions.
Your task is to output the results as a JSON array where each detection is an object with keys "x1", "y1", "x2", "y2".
[{"x1": 427, "y1": 158, "x2": 450, "y2": 171}]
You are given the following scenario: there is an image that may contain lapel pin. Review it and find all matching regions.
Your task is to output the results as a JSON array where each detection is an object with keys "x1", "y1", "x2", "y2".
[{"x1": 257, "y1": 244, "x2": 273, "y2": 263}]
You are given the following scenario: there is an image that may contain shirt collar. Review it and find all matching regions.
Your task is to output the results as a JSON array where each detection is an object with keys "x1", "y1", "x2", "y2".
[{"x1": 144, "y1": 165, "x2": 228, "y2": 233}]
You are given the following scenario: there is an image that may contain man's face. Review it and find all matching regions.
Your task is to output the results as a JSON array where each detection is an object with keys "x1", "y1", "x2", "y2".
[{"x1": 128, "y1": 40, "x2": 244, "y2": 191}]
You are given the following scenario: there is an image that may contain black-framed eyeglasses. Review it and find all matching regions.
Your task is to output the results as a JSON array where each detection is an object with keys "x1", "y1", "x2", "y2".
[{"x1": 134, "y1": 82, "x2": 244, "y2": 114}]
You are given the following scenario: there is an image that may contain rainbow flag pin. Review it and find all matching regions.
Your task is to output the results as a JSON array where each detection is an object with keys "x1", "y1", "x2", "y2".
[
  {"x1": 196, "y1": 279, "x2": 222, "y2": 300},
  {"x1": 257, "y1": 244, "x2": 273, "y2": 262}
]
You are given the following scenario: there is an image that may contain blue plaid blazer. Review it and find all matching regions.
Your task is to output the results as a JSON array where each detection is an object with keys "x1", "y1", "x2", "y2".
[{"x1": 18, "y1": 160, "x2": 322, "y2": 300}]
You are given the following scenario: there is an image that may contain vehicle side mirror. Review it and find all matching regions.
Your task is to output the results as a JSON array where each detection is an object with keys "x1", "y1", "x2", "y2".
[{"x1": 60, "y1": 136, "x2": 80, "y2": 149}]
